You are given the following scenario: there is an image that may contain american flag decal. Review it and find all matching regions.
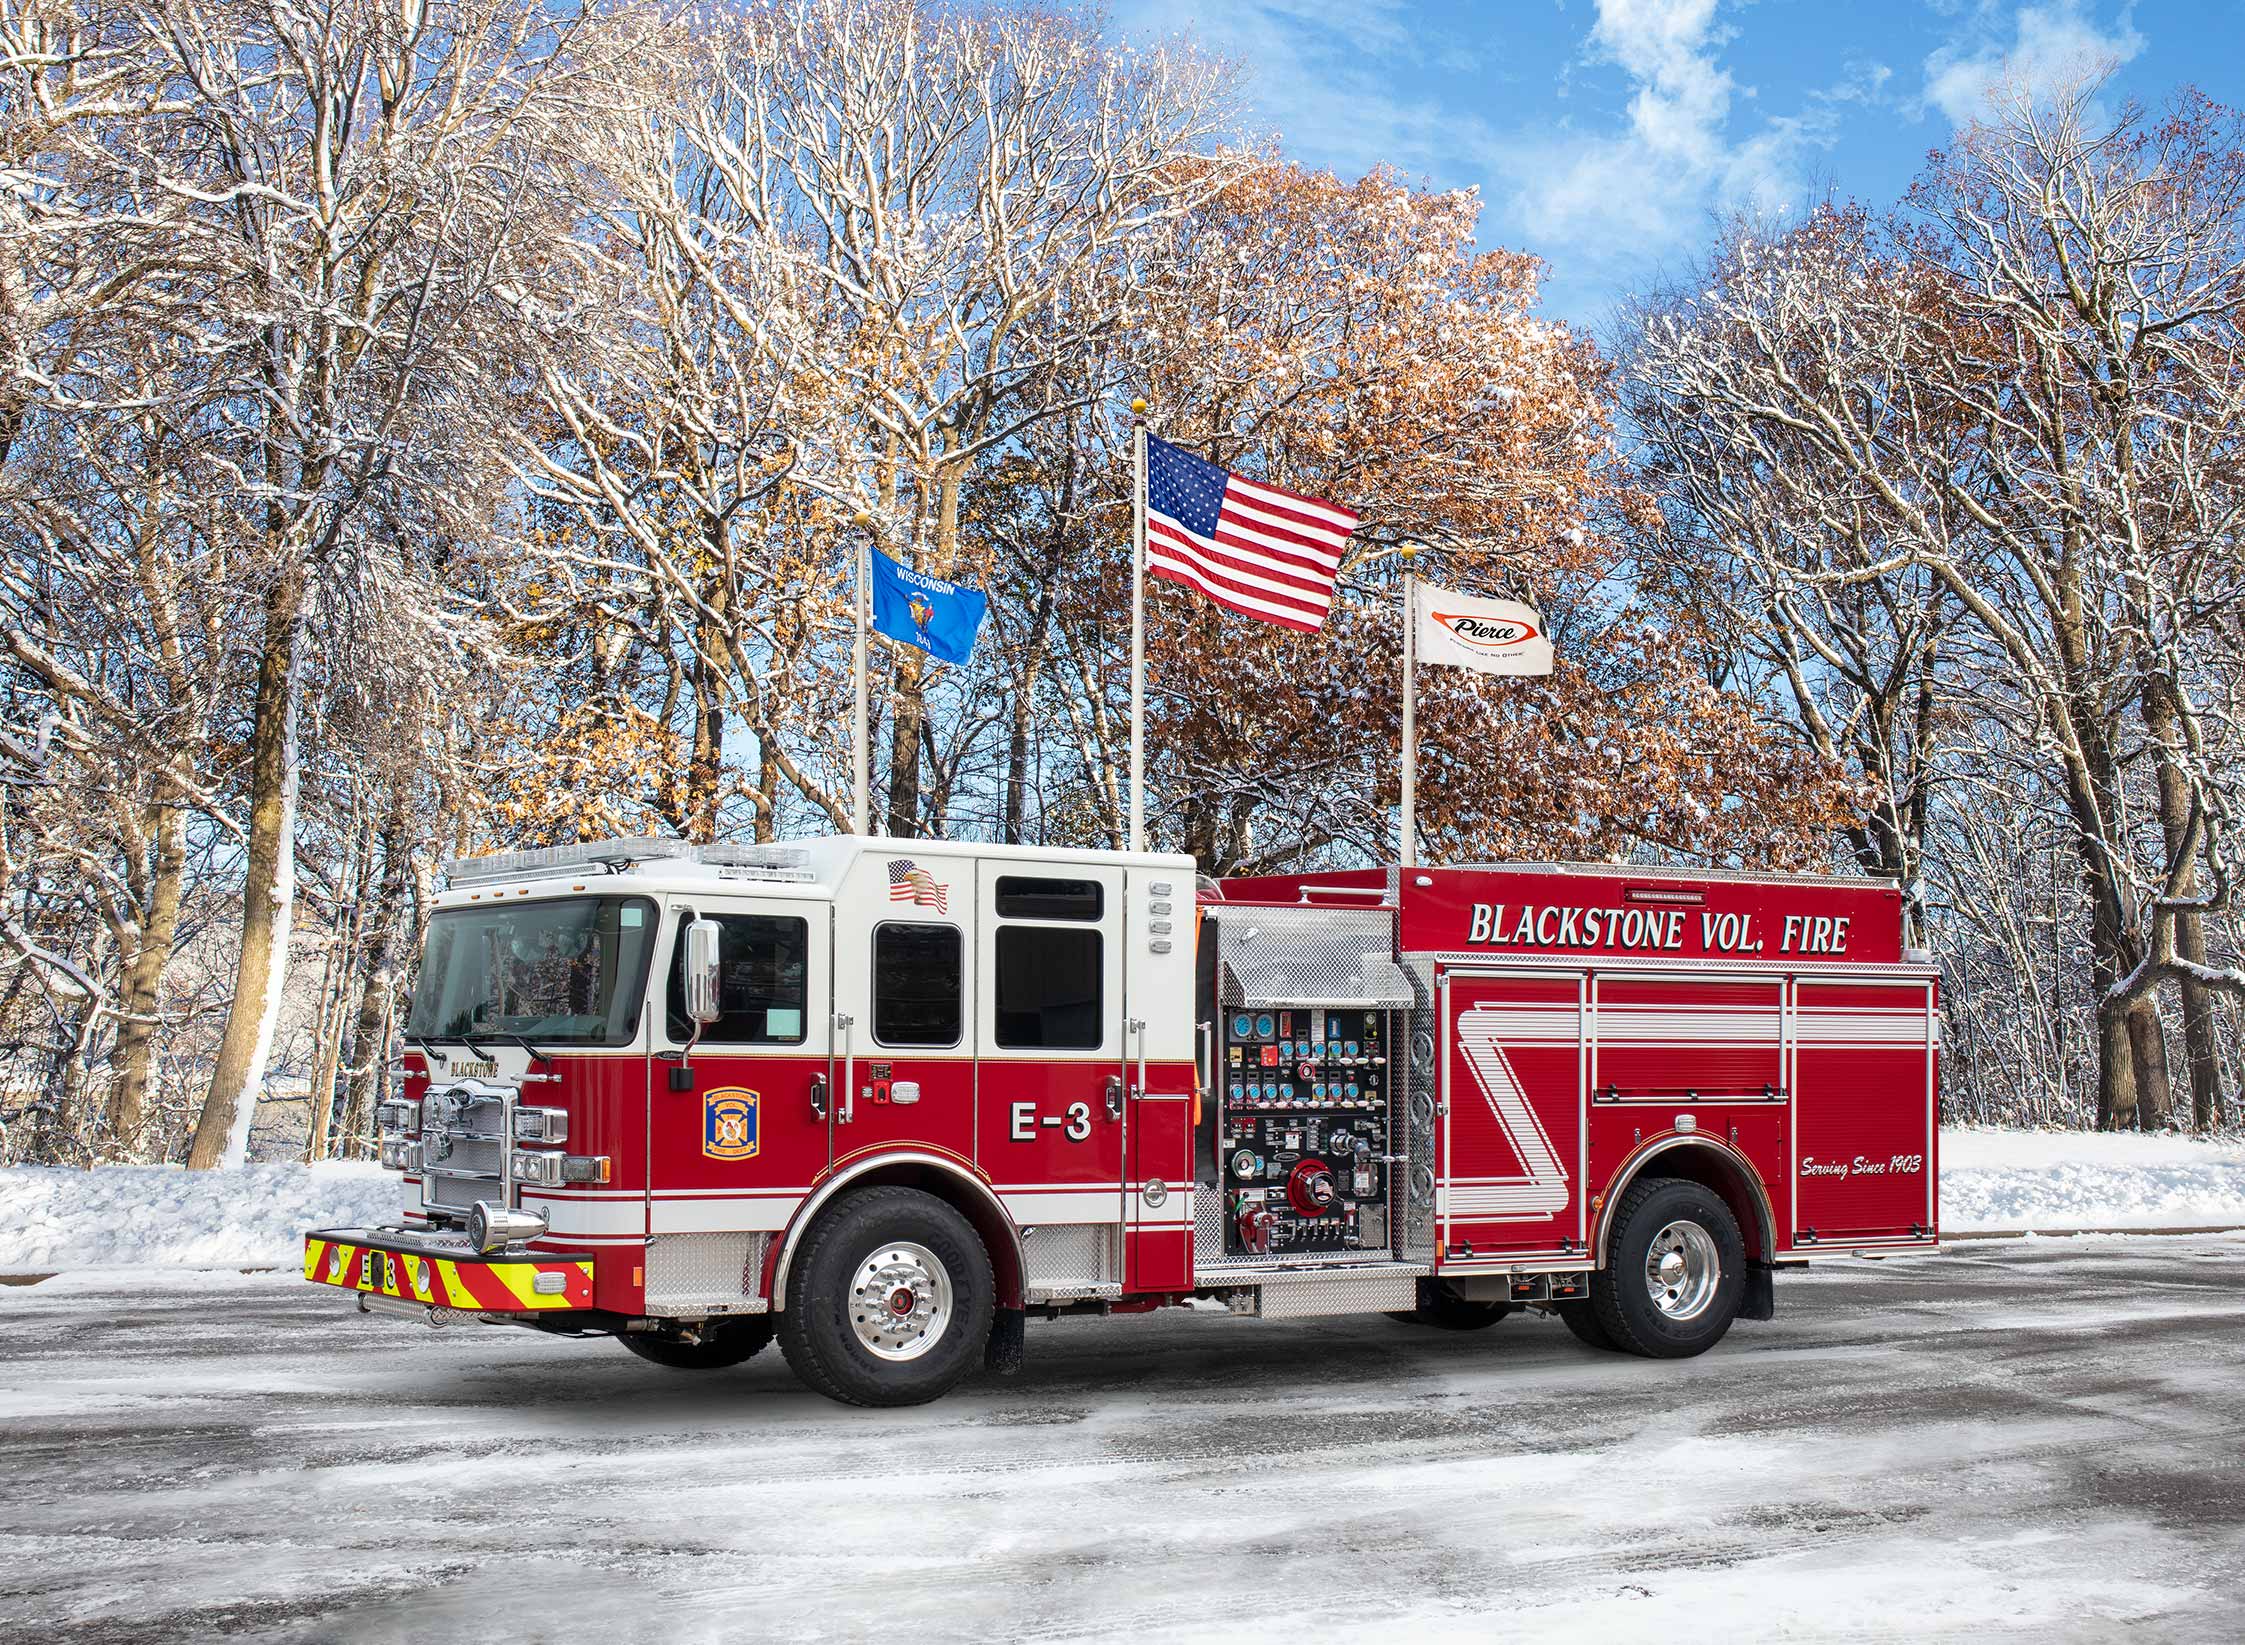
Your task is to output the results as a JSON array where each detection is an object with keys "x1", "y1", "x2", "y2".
[{"x1": 887, "y1": 859, "x2": 948, "y2": 912}]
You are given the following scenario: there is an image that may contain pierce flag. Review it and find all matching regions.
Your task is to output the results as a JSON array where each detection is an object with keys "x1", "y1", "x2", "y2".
[{"x1": 1412, "y1": 581, "x2": 1554, "y2": 676}]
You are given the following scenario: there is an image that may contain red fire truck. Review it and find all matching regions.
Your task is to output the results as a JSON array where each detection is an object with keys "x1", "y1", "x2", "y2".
[{"x1": 305, "y1": 836, "x2": 1939, "y2": 1406}]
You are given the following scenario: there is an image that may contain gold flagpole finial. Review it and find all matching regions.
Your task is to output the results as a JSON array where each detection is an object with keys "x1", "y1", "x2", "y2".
[
  {"x1": 1399, "y1": 541, "x2": 1419, "y2": 562},
  {"x1": 1130, "y1": 398, "x2": 1148, "y2": 417}
]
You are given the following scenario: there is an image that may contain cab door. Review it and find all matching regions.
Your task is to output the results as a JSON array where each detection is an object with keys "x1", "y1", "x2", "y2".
[
  {"x1": 650, "y1": 899, "x2": 831, "y2": 1238},
  {"x1": 973, "y1": 865, "x2": 1128, "y2": 1238},
  {"x1": 828, "y1": 853, "x2": 977, "y2": 1172}
]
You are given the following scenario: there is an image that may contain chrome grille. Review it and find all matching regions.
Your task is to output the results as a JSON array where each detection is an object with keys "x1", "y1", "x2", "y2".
[{"x1": 420, "y1": 1084, "x2": 514, "y2": 1216}]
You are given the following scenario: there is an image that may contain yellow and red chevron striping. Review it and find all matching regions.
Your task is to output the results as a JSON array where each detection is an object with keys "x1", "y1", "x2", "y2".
[{"x1": 302, "y1": 1235, "x2": 593, "y2": 1311}]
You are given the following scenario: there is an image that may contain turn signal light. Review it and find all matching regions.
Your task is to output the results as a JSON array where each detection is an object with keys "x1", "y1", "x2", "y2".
[{"x1": 378, "y1": 1138, "x2": 422, "y2": 1172}]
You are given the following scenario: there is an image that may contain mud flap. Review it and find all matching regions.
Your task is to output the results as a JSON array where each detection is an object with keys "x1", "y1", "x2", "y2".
[
  {"x1": 985, "y1": 1307, "x2": 1026, "y2": 1375},
  {"x1": 1742, "y1": 1263, "x2": 1776, "y2": 1322}
]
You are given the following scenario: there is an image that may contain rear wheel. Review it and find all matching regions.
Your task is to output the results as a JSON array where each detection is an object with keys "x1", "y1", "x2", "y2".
[
  {"x1": 619, "y1": 1318, "x2": 772, "y2": 1370},
  {"x1": 778, "y1": 1187, "x2": 995, "y2": 1407},
  {"x1": 1590, "y1": 1176, "x2": 1745, "y2": 1359}
]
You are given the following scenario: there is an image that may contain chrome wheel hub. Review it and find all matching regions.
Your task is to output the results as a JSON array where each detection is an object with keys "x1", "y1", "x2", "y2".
[
  {"x1": 1644, "y1": 1220, "x2": 1720, "y2": 1321},
  {"x1": 848, "y1": 1241, "x2": 953, "y2": 1361}
]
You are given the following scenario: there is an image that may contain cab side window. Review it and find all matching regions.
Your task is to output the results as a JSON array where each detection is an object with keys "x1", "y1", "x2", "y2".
[
  {"x1": 993, "y1": 926, "x2": 1102, "y2": 1048},
  {"x1": 873, "y1": 922, "x2": 962, "y2": 1046},
  {"x1": 667, "y1": 913, "x2": 808, "y2": 1044}
]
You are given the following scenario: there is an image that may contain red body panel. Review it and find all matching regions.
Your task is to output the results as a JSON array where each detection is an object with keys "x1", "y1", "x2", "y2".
[{"x1": 1219, "y1": 863, "x2": 1938, "y2": 1272}]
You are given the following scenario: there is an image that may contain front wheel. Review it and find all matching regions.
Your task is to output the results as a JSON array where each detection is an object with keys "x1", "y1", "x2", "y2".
[
  {"x1": 619, "y1": 1317, "x2": 772, "y2": 1370},
  {"x1": 778, "y1": 1186, "x2": 995, "y2": 1407},
  {"x1": 1589, "y1": 1176, "x2": 1745, "y2": 1359}
]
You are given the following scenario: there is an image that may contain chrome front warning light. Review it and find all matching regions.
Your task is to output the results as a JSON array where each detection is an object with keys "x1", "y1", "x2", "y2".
[
  {"x1": 378, "y1": 1137, "x2": 422, "y2": 1171},
  {"x1": 512, "y1": 1107, "x2": 569, "y2": 1144},
  {"x1": 467, "y1": 1200, "x2": 549, "y2": 1254},
  {"x1": 510, "y1": 1150, "x2": 610, "y2": 1187}
]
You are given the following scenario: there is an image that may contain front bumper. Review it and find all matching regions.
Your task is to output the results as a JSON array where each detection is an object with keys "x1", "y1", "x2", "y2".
[{"x1": 304, "y1": 1227, "x2": 594, "y2": 1313}]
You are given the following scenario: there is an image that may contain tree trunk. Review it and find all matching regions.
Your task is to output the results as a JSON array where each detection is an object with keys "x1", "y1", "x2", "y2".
[
  {"x1": 2142, "y1": 672, "x2": 2225, "y2": 1129},
  {"x1": 188, "y1": 569, "x2": 308, "y2": 1170},
  {"x1": 2125, "y1": 999, "x2": 2174, "y2": 1130},
  {"x1": 340, "y1": 802, "x2": 413, "y2": 1159},
  {"x1": 108, "y1": 799, "x2": 186, "y2": 1152}
]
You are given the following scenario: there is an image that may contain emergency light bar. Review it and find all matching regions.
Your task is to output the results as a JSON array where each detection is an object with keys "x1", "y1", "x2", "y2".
[{"x1": 440, "y1": 838, "x2": 815, "y2": 887}]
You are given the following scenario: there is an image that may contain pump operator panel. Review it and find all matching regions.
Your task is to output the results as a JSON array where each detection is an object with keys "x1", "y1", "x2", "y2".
[{"x1": 1219, "y1": 1007, "x2": 1394, "y2": 1257}]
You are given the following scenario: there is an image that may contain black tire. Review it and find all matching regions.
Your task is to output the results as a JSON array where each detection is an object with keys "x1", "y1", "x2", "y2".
[
  {"x1": 619, "y1": 1317, "x2": 773, "y2": 1370},
  {"x1": 1589, "y1": 1175, "x2": 1745, "y2": 1359},
  {"x1": 778, "y1": 1186, "x2": 995, "y2": 1408},
  {"x1": 1557, "y1": 1300, "x2": 1618, "y2": 1351},
  {"x1": 1389, "y1": 1280, "x2": 1511, "y2": 1331}
]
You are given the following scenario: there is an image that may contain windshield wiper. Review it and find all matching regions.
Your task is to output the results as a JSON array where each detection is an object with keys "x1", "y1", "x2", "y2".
[
  {"x1": 444, "y1": 1033, "x2": 499, "y2": 1063},
  {"x1": 500, "y1": 1032, "x2": 554, "y2": 1068}
]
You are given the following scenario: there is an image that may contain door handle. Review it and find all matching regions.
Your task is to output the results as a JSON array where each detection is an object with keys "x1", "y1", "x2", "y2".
[
  {"x1": 1104, "y1": 1074, "x2": 1124, "y2": 1120},
  {"x1": 810, "y1": 1073, "x2": 828, "y2": 1121},
  {"x1": 835, "y1": 1012, "x2": 855, "y2": 1123}
]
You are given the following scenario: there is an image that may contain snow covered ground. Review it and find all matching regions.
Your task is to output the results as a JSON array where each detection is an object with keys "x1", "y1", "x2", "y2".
[
  {"x1": 1942, "y1": 1127, "x2": 2245, "y2": 1231},
  {"x1": 3, "y1": 1239, "x2": 2242, "y2": 1642},
  {"x1": 0, "y1": 1161, "x2": 397, "y2": 1271},
  {"x1": 4, "y1": 1127, "x2": 2244, "y2": 1274}
]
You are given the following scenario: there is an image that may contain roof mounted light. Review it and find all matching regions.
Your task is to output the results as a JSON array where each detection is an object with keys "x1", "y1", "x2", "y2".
[{"x1": 440, "y1": 839, "x2": 814, "y2": 888}]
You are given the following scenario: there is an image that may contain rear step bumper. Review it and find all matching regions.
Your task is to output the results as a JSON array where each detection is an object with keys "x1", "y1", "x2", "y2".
[{"x1": 304, "y1": 1227, "x2": 594, "y2": 1313}]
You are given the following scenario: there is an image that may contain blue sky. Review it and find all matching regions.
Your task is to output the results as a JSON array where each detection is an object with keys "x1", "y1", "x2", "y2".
[{"x1": 1112, "y1": 1, "x2": 2242, "y2": 333}]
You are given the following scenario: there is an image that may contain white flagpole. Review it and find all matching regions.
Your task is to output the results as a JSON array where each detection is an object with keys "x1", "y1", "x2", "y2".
[
  {"x1": 1400, "y1": 542, "x2": 1418, "y2": 868},
  {"x1": 1128, "y1": 399, "x2": 1148, "y2": 853},
  {"x1": 850, "y1": 510, "x2": 871, "y2": 836}
]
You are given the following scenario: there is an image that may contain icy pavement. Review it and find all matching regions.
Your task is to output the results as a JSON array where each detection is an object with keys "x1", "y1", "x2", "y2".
[{"x1": 3, "y1": 1241, "x2": 2243, "y2": 1643}]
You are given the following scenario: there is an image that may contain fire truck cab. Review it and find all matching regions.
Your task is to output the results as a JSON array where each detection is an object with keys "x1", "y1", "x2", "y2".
[{"x1": 307, "y1": 836, "x2": 1940, "y2": 1407}]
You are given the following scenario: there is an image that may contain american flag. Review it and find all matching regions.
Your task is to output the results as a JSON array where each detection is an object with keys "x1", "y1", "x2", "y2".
[
  {"x1": 886, "y1": 859, "x2": 948, "y2": 912},
  {"x1": 1144, "y1": 433, "x2": 1358, "y2": 632}
]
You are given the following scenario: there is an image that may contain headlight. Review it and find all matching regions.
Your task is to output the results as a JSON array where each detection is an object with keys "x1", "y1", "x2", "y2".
[
  {"x1": 513, "y1": 1107, "x2": 568, "y2": 1144},
  {"x1": 376, "y1": 1100, "x2": 420, "y2": 1136}
]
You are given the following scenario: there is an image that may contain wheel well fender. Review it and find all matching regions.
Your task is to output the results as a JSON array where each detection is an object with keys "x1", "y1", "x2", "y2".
[
  {"x1": 766, "y1": 1154, "x2": 1024, "y2": 1311},
  {"x1": 1594, "y1": 1136, "x2": 1774, "y2": 1268}
]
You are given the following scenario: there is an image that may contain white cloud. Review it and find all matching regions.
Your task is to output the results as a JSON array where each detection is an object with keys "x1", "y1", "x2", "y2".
[
  {"x1": 1921, "y1": 2, "x2": 2146, "y2": 126},
  {"x1": 1501, "y1": 1, "x2": 1868, "y2": 270}
]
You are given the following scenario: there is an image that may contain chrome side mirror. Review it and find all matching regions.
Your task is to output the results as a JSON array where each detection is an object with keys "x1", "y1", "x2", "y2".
[{"x1": 683, "y1": 917, "x2": 723, "y2": 1026}]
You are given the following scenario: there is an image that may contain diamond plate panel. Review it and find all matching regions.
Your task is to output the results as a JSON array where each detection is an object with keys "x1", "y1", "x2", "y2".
[
  {"x1": 1023, "y1": 1225, "x2": 1119, "y2": 1299},
  {"x1": 1253, "y1": 1268, "x2": 1420, "y2": 1318},
  {"x1": 1214, "y1": 906, "x2": 1412, "y2": 1008},
  {"x1": 645, "y1": 1232, "x2": 770, "y2": 1315}
]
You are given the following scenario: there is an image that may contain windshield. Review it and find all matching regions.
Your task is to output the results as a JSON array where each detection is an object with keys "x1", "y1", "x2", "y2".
[{"x1": 407, "y1": 896, "x2": 656, "y2": 1047}]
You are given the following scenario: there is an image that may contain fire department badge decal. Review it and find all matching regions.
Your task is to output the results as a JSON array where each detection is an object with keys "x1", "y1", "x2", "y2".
[{"x1": 702, "y1": 1089, "x2": 759, "y2": 1161}]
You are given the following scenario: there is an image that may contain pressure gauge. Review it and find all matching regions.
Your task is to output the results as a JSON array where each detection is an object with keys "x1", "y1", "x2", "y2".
[
  {"x1": 1232, "y1": 1012, "x2": 1254, "y2": 1039},
  {"x1": 1255, "y1": 1013, "x2": 1276, "y2": 1038}
]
